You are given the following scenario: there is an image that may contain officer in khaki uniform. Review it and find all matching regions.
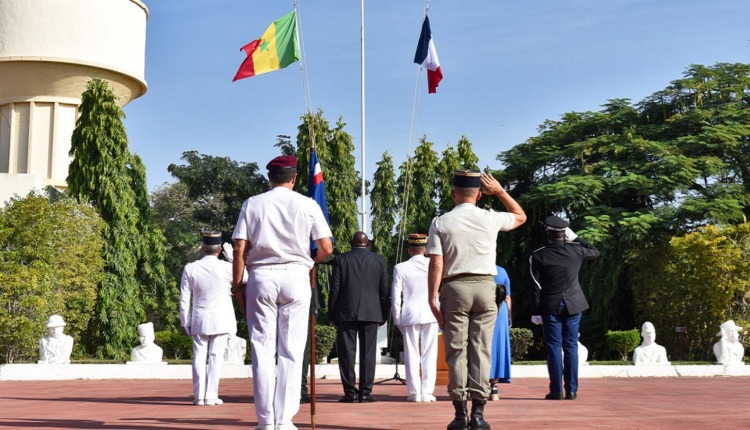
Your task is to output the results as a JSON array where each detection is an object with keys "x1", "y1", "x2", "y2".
[{"x1": 427, "y1": 170, "x2": 526, "y2": 430}]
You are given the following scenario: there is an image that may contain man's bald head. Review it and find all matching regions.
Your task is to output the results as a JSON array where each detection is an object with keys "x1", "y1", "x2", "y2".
[{"x1": 350, "y1": 231, "x2": 370, "y2": 248}]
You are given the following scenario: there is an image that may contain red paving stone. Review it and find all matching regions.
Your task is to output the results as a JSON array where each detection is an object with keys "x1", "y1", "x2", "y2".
[{"x1": 1, "y1": 376, "x2": 749, "y2": 429}]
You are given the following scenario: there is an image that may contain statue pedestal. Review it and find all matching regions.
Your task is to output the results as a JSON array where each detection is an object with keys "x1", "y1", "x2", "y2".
[{"x1": 436, "y1": 332, "x2": 449, "y2": 386}]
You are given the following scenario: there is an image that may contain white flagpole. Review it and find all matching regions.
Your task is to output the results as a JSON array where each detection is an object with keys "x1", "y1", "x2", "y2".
[{"x1": 360, "y1": 0, "x2": 367, "y2": 232}]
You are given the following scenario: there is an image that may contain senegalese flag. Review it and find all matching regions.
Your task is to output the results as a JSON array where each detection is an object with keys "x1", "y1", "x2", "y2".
[{"x1": 233, "y1": 11, "x2": 300, "y2": 81}]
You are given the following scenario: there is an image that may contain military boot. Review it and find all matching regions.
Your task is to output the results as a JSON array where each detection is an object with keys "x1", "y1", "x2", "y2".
[
  {"x1": 469, "y1": 398, "x2": 491, "y2": 429},
  {"x1": 447, "y1": 400, "x2": 469, "y2": 430}
]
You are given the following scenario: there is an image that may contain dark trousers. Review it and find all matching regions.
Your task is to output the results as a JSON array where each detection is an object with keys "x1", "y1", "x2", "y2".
[
  {"x1": 542, "y1": 311, "x2": 582, "y2": 395},
  {"x1": 336, "y1": 321, "x2": 378, "y2": 396}
]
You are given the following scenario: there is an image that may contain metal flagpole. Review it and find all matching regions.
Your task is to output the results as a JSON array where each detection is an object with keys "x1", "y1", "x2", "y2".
[
  {"x1": 360, "y1": 0, "x2": 367, "y2": 232},
  {"x1": 295, "y1": 3, "x2": 318, "y2": 426},
  {"x1": 309, "y1": 267, "x2": 317, "y2": 429}
]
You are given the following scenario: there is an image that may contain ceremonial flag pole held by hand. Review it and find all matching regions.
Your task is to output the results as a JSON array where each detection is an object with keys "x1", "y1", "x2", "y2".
[
  {"x1": 413, "y1": 15, "x2": 443, "y2": 93},
  {"x1": 308, "y1": 147, "x2": 331, "y2": 429},
  {"x1": 233, "y1": 10, "x2": 300, "y2": 81}
]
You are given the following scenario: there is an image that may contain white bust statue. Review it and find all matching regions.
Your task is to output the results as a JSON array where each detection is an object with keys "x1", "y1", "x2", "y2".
[
  {"x1": 578, "y1": 333, "x2": 589, "y2": 365},
  {"x1": 633, "y1": 322, "x2": 670, "y2": 365},
  {"x1": 38, "y1": 314, "x2": 74, "y2": 364},
  {"x1": 223, "y1": 334, "x2": 247, "y2": 364},
  {"x1": 713, "y1": 320, "x2": 745, "y2": 365},
  {"x1": 561, "y1": 333, "x2": 588, "y2": 365},
  {"x1": 130, "y1": 322, "x2": 164, "y2": 363}
]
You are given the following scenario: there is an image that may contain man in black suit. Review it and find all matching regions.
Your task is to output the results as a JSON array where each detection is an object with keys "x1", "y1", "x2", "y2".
[
  {"x1": 329, "y1": 231, "x2": 389, "y2": 403},
  {"x1": 529, "y1": 215, "x2": 599, "y2": 401}
]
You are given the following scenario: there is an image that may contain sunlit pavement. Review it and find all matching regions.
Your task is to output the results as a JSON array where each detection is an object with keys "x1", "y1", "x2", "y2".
[{"x1": 1, "y1": 376, "x2": 749, "y2": 429}]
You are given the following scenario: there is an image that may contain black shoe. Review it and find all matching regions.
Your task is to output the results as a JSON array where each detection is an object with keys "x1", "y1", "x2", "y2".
[
  {"x1": 469, "y1": 399, "x2": 491, "y2": 429},
  {"x1": 544, "y1": 392, "x2": 563, "y2": 400},
  {"x1": 338, "y1": 394, "x2": 358, "y2": 403},
  {"x1": 565, "y1": 392, "x2": 577, "y2": 400},
  {"x1": 359, "y1": 394, "x2": 378, "y2": 403},
  {"x1": 448, "y1": 400, "x2": 469, "y2": 430},
  {"x1": 300, "y1": 393, "x2": 311, "y2": 404}
]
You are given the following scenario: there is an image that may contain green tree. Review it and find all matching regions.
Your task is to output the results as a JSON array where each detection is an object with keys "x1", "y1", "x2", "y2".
[
  {"x1": 371, "y1": 151, "x2": 397, "y2": 263},
  {"x1": 150, "y1": 182, "x2": 203, "y2": 282},
  {"x1": 0, "y1": 193, "x2": 104, "y2": 363},
  {"x1": 67, "y1": 78, "x2": 168, "y2": 358},
  {"x1": 128, "y1": 154, "x2": 177, "y2": 330},
  {"x1": 295, "y1": 110, "x2": 360, "y2": 249},
  {"x1": 436, "y1": 145, "x2": 460, "y2": 215},
  {"x1": 496, "y1": 63, "x2": 750, "y2": 355},
  {"x1": 436, "y1": 136, "x2": 480, "y2": 215},
  {"x1": 456, "y1": 135, "x2": 480, "y2": 171},
  {"x1": 630, "y1": 224, "x2": 750, "y2": 360},
  {"x1": 167, "y1": 150, "x2": 269, "y2": 232},
  {"x1": 397, "y1": 135, "x2": 439, "y2": 235}
]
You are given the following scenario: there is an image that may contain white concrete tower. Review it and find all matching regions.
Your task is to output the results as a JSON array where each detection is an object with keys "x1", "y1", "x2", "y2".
[{"x1": 0, "y1": 0, "x2": 148, "y2": 204}]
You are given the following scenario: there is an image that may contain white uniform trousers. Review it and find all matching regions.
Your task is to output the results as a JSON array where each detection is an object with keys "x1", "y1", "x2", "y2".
[
  {"x1": 401, "y1": 322, "x2": 439, "y2": 397},
  {"x1": 191, "y1": 333, "x2": 230, "y2": 402},
  {"x1": 246, "y1": 265, "x2": 311, "y2": 428}
]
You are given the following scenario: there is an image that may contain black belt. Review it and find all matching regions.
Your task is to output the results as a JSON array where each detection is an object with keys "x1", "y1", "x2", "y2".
[{"x1": 442, "y1": 273, "x2": 494, "y2": 284}]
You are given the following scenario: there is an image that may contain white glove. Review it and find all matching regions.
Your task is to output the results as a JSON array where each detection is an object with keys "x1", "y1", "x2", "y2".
[
  {"x1": 564, "y1": 227, "x2": 578, "y2": 242},
  {"x1": 531, "y1": 315, "x2": 543, "y2": 325},
  {"x1": 222, "y1": 242, "x2": 234, "y2": 262}
]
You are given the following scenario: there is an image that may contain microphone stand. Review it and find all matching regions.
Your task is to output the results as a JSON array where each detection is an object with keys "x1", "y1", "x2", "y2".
[{"x1": 374, "y1": 317, "x2": 406, "y2": 385}]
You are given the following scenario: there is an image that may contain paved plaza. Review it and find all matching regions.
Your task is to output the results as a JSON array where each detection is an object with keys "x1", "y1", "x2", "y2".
[{"x1": 1, "y1": 376, "x2": 749, "y2": 429}]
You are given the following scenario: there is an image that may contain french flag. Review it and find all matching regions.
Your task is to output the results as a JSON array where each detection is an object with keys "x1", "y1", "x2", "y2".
[
  {"x1": 308, "y1": 149, "x2": 331, "y2": 256},
  {"x1": 413, "y1": 16, "x2": 443, "y2": 94}
]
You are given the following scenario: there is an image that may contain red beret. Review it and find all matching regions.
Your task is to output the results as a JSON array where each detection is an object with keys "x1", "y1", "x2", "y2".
[{"x1": 266, "y1": 155, "x2": 298, "y2": 170}]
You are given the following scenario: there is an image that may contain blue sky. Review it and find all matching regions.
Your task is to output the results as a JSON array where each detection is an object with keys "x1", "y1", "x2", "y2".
[{"x1": 124, "y1": 0, "x2": 749, "y2": 201}]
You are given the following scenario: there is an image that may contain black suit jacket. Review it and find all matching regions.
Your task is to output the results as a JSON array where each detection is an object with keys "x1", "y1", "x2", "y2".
[
  {"x1": 329, "y1": 247, "x2": 389, "y2": 324},
  {"x1": 529, "y1": 238, "x2": 599, "y2": 316}
]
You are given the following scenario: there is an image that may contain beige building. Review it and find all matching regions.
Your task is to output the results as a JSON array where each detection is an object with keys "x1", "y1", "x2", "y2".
[{"x1": 0, "y1": 0, "x2": 149, "y2": 205}]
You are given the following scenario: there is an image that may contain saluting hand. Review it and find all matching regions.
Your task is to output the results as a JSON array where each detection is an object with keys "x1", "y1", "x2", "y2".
[{"x1": 480, "y1": 173, "x2": 503, "y2": 196}]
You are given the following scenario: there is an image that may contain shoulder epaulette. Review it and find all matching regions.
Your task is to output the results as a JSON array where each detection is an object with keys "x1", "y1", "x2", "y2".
[{"x1": 531, "y1": 245, "x2": 546, "y2": 254}]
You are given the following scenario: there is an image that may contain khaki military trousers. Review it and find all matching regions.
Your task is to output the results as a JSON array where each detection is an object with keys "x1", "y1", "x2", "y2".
[{"x1": 440, "y1": 278, "x2": 497, "y2": 400}]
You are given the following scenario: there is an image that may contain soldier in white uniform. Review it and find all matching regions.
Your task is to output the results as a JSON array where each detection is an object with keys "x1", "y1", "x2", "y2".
[
  {"x1": 392, "y1": 233, "x2": 438, "y2": 402},
  {"x1": 180, "y1": 231, "x2": 244, "y2": 406},
  {"x1": 232, "y1": 155, "x2": 332, "y2": 430}
]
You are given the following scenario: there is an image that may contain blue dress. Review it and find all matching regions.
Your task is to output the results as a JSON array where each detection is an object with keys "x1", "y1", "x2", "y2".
[{"x1": 490, "y1": 266, "x2": 511, "y2": 382}]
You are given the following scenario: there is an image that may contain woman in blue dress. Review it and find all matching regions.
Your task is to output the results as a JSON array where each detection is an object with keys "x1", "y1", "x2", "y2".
[{"x1": 489, "y1": 265, "x2": 512, "y2": 400}]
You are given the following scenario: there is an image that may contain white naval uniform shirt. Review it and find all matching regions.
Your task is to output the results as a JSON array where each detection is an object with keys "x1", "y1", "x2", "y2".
[
  {"x1": 179, "y1": 255, "x2": 238, "y2": 336},
  {"x1": 232, "y1": 187, "x2": 332, "y2": 268},
  {"x1": 391, "y1": 255, "x2": 436, "y2": 327}
]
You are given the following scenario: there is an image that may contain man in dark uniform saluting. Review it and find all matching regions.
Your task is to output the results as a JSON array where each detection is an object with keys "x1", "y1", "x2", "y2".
[{"x1": 529, "y1": 215, "x2": 599, "y2": 401}]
